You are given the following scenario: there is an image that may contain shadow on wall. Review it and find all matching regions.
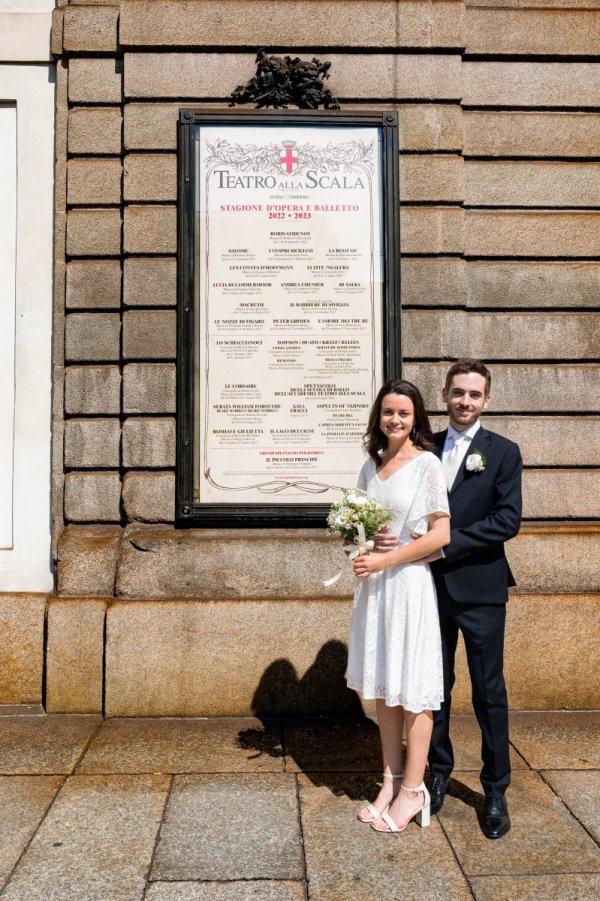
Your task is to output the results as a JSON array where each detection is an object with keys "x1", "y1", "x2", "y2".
[
  {"x1": 249, "y1": 640, "x2": 364, "y2": 718},
  {"x1": 238, "y1": 640, "x2": 384, "y2": 801}
]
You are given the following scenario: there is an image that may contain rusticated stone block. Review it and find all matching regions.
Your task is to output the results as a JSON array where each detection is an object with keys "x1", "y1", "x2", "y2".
[
  {"x1": 104, "y1": 591, "x2": 600, "y2": 715},
  {"x1": 123, "y1": 205, "x2": 176, "y2": 254},
  {"x1": 53, "y1": 472, "x2": 65, "y2": 563},
  {"x1": 66, "y1": 260, "x2": 121, "y2": 310},
  {"x1": 463, "y1": 61, "x2": 600, "y2": 109},
  {"x1": 401, "y1": 258, "x2": 465, "y2": 307},
  {"x1": 54, "y1": 211, "x2": 67, "y2": 319},
  {"x1": 122, "y1": 472, "x2": 175, "y2": 523},
  {"x1": 65, "y1": 365, "x2": 121, "y2": 415},
  {"x1": 51, "y1": 7, "x2": 64, "y2": 55},
  {"x1": 56, "y1": 524, "x2": 122, "y2": 596},
  {"x1": 64, "y1": 419, "x2": 121, "y2": 469},
  {"x1": 67, "y1": 158, "x2": 122, "y2": 206},
  {"x1": 123, "y1": 257, "x2": 176, "y2": 306},
  {"x1": 465, "y1": 211, "x2": 600, "y2": 258},
  {"x1": 115, "y1": 526, "x2": 356, "y2": 600},
  {"x1": 68, "y1": 57, "x2": 122, "y2": 104},
  {"x1": 64, "y1": 471, "x2": 121, "y2": 522},
  {"x1": 403, "y1": 310, "x2": 466, "y2": 359},
  {"x1": 405, "y1": 363, "x2": 600, "y2": 413},
  {"x1": 505, "y1": 594, "x2": 600, "y2": 711},
  {"x1": 56, "y1": 51, "x2": 68, "y2": 109},
  {"x1": 463, "y1": 111, "x2": 600, "y2": 159},
  {"x1": 119, "y1": 1, "x2": 464, "y2": 49},
  {"x1": 124, "y1": 51, "x2": 251, "y2": 99},
  {"x1": 68, "y1": 107, "x2": 122, "y2": 155},
  {"x1": 466, "y1": 261, "x2": 600, "y2": 309},
  {"x1": 46, "y1": 599, "x2": 106, "y2": 713},
  {"x1": 124, "y1": 103, "x2": 179, "y2": 150},
  {"x1": 466, "y1": 8, "x2": 600, "y2": 56},
  {"x1": 105, "y1": 596, "x2": 353, "y2": 716},
  {"x1": 122, "y1": 363, "x2": 176, "y2": 413},
  {"x1": 507, "y1": 523, "x2": 600, "y2": 594},
  {"x1": 465, "y1": 161, "x2": 600, "y2": 208},
  {"x1": 66, "y1": 208, "x2": 122, "y2": 257},
  {"x1": 400, "y1": 207, "x2": 464, "y2": 254},
  {"x1": 325, "y1": 54, "x2": 465, "y2": 102},
  {"x1": 124, "y1": 52, "x2": 462, "y2": 101},
  {"x1": 124, "y1": 153, "x2": 177, "y2": 201},
  {"x1": 0, "y1": 595, "x2": 46, "y2": 704},
  {"x1": 65, "y1": 313, "x2": 121, "y2": 362},
  {"x1": 399, "y1": 104, "x2": 462, "y2": 152},
  {"x1": 429, "y1": 416, "x2": 600, "y2": 467},
  {"x1": 407, "y1": 310, "x2": 600, "y2": 361},
  {"x1": 401, "y1": 155, "x2": 464, "y2": 203},
  {"x1": 523, "y1": 471, "x2": 600, "y2": 519},
  {"x1": 467, "y1": 312, "x2": 600, "y2": 360},
  {"x1": 122, "y1": 418, "x2": 176, "y2": 468},
  {"x1": 122, "y1": 310, "x2": 176, "y2": 360},
  {"x1": 63, "y1": 5, "x2": 119, "y2": 52},
  {"x1": 55, "y1": 110, "x2": 68, "y2": 209}
]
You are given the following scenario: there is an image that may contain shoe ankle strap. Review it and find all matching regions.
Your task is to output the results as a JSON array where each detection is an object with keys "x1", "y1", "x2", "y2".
[
  {"x1": 382, "y1": 772, "x2": 403, "y2": 779},
  {"x1": 400, "y1": 782, "x2": 425, "y2": 794}
]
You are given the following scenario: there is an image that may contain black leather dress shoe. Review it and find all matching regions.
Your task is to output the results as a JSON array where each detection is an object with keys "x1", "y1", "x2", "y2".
[
  {"x1": 426, "y1": 773, "x2": 448, "y2": 815},
  {"x1": 482, "y1": 795, "x2": 511, "y2": 839}
]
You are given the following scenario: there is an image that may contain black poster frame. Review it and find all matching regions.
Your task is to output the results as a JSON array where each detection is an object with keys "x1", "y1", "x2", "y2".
[{"x1": 176, "y1": 109, "x2": 400, "y2": 527}]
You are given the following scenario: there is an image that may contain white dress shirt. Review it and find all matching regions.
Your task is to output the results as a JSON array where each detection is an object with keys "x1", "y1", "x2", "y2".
[{"x1": 442, "y1": 420, "x2": 481, "y2": 485}]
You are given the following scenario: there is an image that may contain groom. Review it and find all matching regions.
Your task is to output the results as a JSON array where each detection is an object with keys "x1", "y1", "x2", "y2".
[{"x1": 427, "y1": 358, "x2": 522, "y2": 838}]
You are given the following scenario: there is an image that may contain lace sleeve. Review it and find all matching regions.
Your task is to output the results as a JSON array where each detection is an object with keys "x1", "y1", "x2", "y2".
[
  {"x1": 406, "y1": 455, "x2": 450, "y2": 535},
  {"x1": 357, "y1": 458, "x2": 372, "y2": 491}
]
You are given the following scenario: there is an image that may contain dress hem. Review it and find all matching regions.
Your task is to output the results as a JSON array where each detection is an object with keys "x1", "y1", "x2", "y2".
[{"x1": 347, "y1": 682, "x2": 442, "y2": 714}]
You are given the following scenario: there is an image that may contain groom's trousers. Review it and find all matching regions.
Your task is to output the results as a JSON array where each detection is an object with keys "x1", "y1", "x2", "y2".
[{"x1": 428, "y1": 582, "x2": 511, "y2": 797}]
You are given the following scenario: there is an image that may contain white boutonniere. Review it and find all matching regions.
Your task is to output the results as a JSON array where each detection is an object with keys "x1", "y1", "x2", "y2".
[{"x1": 465, "y1": 449, "x2": 487, "y2": 473}]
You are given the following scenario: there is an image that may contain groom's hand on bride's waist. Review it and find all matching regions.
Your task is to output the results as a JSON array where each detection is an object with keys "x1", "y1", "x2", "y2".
[{"x1": 372, "y1": 524, "x2": 398, "y2": 552}]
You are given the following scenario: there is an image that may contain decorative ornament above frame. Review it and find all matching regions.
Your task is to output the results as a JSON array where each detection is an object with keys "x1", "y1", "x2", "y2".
[
  {"x1": 177, "y1": 109, "x2": 400, "y2": 527},
  {"x1": 228, "y1": 48, "x2": 341, "y2": 110}
]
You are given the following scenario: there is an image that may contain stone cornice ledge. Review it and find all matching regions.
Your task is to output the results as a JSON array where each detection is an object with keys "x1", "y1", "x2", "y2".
[{"x1": 55, "y1": 521, "x2": 600, "y2": 599}]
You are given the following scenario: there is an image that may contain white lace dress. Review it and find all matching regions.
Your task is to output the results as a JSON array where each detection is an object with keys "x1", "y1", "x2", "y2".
[{"x1": 346, "y1": 452, "x2": 449, "y2": 712}]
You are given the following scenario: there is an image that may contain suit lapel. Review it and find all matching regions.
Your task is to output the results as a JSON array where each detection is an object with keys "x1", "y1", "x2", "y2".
[
  {"x1": 450, "y1": 427, "x2": 491, "y2": 495},
  {"x1": 432, "y1": 431, "x2": 446, "y2": 461}
]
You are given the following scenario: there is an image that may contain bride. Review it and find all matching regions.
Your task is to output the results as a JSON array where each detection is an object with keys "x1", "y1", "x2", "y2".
[{"x1": 346, "y1": 379, "x2": 450, "y2": 833}]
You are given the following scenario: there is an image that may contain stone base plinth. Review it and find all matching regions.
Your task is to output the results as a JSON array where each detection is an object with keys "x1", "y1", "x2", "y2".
[
  {"x1": 102, "y1": 593, "x2": 600, "y2": 717},
  {"x1": 1, "y1": 591, "x2": 598, "y2": 716}
]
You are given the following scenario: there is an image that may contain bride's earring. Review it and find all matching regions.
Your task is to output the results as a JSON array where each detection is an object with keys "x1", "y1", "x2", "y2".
[{"x1": 410, "y1": 426, "x2": 416, "y2": 439}]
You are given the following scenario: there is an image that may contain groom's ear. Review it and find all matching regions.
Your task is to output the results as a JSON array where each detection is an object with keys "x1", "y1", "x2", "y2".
[
  {"x1": 483, "y1": 392, "x2": 491, "y2": 411},
  {"x1": 442, "y1": 386, "x2": 448, "y2": 403}
]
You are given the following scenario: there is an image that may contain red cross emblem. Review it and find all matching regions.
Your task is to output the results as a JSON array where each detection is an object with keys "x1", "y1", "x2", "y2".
[{"x1": 280, "y1": 141, "x2": 298, "y2": 174}]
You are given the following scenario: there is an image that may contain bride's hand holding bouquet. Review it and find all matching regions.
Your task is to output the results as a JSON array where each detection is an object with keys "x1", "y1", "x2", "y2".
[{"x1": 324, "y1": 489, "x2": 390, "y2": 585}]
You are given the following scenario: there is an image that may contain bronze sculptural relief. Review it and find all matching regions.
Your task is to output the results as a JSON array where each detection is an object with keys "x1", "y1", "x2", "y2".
[{"x1": 230, "y1": 48, "x2": 341, "y2": 110}]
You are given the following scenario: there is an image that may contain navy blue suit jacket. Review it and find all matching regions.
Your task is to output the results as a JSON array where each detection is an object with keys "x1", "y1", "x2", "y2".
[{"x1": 430, "y1": 427, "x2": 523, "y2": 605}]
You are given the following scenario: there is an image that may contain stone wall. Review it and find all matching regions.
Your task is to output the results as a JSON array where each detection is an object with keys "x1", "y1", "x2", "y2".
[
  {"x1": 51, "y1": 0, "x2": 600, "y2": 543},
  {"x1": 17, "y1": 0, "x2": 597, "y2": 714}
]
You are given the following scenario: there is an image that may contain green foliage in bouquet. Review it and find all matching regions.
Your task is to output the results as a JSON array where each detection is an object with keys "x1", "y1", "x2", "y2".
[{"x1": 327, "y1": 489, "x2": 390, "y2": 542}]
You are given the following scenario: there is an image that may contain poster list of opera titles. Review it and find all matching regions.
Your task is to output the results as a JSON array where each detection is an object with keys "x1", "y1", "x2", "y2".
[{"x1": 195, "y1": 125, "x2": 383, "y2": 504}]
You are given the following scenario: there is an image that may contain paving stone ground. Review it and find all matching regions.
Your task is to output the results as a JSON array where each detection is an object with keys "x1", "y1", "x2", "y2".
[{"x1": 0, "y1": 711, "x2": 598, "y2": 900}]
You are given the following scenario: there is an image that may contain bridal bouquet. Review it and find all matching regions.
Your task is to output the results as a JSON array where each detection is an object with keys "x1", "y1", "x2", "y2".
[
  {"x1": 324, "y1": 490, "x2": 390, "y2": 586},
  {"x1": 327, "y1": 489, "x2": 390, "y2": 544}
]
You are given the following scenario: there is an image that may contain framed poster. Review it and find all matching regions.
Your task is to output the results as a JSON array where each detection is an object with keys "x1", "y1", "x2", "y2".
[{"x1": 177, "y1": 110, "x2": 400, "y2": 526}]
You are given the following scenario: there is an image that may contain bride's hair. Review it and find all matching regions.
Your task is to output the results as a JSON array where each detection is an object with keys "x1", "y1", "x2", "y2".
[{"x1": 363, "y1": 379, "x2": 433, "y2": 465}]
